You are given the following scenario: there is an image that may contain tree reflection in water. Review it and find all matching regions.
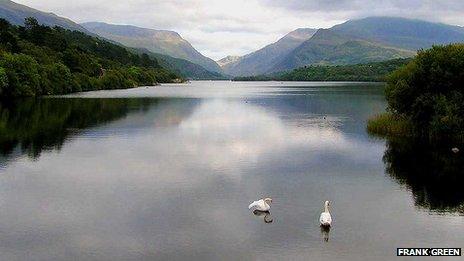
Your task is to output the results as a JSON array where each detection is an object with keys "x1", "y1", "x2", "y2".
[
  {"x1": 0, "y1": 98, "x2": 155, "y2": 161},
  {"x1": 383, "y1": 137, "x2": 464, "y2": 214}
]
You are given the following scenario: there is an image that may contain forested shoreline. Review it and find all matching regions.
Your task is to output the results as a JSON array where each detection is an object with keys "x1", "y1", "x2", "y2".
[
  {"x1": 233, "y1": 59, "x2": 412, "y2": 82},
  {"x1": 0, "y1": 18, "x2": 180, "y2": 97}
]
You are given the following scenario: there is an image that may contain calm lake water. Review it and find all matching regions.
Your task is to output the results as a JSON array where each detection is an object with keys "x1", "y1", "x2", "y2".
[{"x1": 0, "y1": 81, "x2": 462, "y2": 261}]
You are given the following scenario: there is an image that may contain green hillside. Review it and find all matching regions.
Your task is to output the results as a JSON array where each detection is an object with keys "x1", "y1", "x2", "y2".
[
  {"x1": 130, "y1": 48, "x2": 224, "y2": 80},
  {"x1": 150, "y1": 52, "x2": 224, "y2": 80},
  {"x1": 271, "y1": 29, "x2": 414, "y2": 73},
  {"x1": 0, "y1": 17, "x2": 179, "y2": 97},
  {"x1": 81, "y1": 22, "x2": 223, "y2": 74}
]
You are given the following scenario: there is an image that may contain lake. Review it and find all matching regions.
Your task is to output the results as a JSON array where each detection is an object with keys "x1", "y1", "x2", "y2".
[{"x1": 0, "y1": 81, "x2": 462, "y2": 261}]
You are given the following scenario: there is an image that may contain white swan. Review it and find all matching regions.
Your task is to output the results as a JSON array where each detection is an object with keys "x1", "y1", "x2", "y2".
[
  {"x1": 320, "y1": 201, "x2": 332, "y2": 227},
  {"x1": 248, "y1": 198, "x2": 272, "y2": 211}
]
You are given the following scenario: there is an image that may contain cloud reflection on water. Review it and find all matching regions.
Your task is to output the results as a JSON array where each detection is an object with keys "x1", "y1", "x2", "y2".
[{"x1": 0, "y1": 98, "x2": 376, "y2": 260}]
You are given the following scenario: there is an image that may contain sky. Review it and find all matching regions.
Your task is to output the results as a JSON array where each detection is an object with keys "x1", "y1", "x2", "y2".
[{"x1": 14, "y1": 0, "x2": 464, "y2": 60}]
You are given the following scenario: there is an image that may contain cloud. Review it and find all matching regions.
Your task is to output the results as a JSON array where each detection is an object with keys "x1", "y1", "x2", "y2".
[
  {"x1": 12, "y1": 0, "x2": 464, "y2": 60},
  {"x1": 263, "y1": 0, "x2": 464, "y2": 24}
]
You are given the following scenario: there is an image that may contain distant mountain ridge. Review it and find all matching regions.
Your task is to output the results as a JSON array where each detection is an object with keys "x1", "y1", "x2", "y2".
[
  {"x1": 331, "y1": 17, "x2": 464, "y2": 51},
  {"x1": 81, "y1": 22, "x2": 223, "y2": 74},
  {"x1": 217, "y1": 56, "x2": 241, "y2": 67},
  {"x1": 0, "y1": 0, "x2": 88, "y2": 33},
  {"x1": 223, "y1": 17, "x2": 464, "y2": 76},
  {"x1": 271, "y1": 28, "x2": 415, "y2": 73},
  {"x1": 221, "y1": 28, "x2": 317, "y2": 76}
]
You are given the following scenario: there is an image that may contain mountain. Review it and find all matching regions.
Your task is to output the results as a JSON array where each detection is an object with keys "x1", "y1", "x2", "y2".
[
  {"x1": 221, "y1": 28, "x2": 317, "y2": 76},
  {"x1": 130, "y1": 47, "x2": 224, "y2": 79},
  {"x1": 0, "y1": 0, "x2": 88, "y2": 33},
  {"x1": 0, "y1": 0, "x2": 218, "y2": 80},
  {"x1": 146, "y1": 52, "x2": 224, "y2": 80},
  {"x1": 217, "y1": 56, "x2": 241, "y2": 67},
  {"x1": 267, "y1": 17, "x2": 464, "y2": 74},
  {"x1": 331, "y1": 17, "x2": 464, "y2": 51},
  {"x1": 271, "y1": 29, "x2": 414, "y2": 73},
  {"x1": 81, "y1": 22, "x2": 223, "y2": 74}
]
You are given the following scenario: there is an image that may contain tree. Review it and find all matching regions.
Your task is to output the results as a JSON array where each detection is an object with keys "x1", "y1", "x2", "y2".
[
  {"x1": 23, "y1": 17, "x2": 48, "y2": 45},
  {"x1": 0, "y1": 19, "x2": 19, "y2": 53},
  {"x1": 0, "y1": 18, "x2": 10, "y2": 31},
  {"x1": 24, "y1": 17, "x2": 40, "y2": 30},
  {"x1": 0, "y1": 53, "x2": 41, "y2": 96},
  {"x1": 40, "y1": 63, "x2": 79, "y2": 94},
  {"x1": 385, "y1": 44, "x2": 464, "y2": 139}
]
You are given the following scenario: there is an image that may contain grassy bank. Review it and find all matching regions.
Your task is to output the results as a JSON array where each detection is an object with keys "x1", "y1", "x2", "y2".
[
  {"x1": 368, "y1": 113, "x2": 464, "y2": 143},
  {"x1": 367, "y1": 113, "x2": 414, "y2": 137}
]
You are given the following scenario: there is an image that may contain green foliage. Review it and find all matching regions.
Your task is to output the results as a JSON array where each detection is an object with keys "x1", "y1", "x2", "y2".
[
  {"x1": 234, "y1": 58, "x2": 411, "y2": 82},
  {"x1": 99, "y1": 69, "x2": 134, "y2": 90},
  {"x1": 385, "y1": 44, "x2": 464, "y2": 140},
  {"x1": 40, "y1": 63, "x2": 79, "y2": 94},
  {"x1": 0, "y1": 17, "x2": 180, "y2": 97},
  {"x1": 0, "y1": 52, "x2": 41, "y2": 96}
]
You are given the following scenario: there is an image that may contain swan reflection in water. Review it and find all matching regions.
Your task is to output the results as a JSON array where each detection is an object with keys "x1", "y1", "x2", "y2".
[
  {"x1": 320, "y1": 226, "x2": 331, "y2": 242},
  {"x1": 253, "y1": 210, "x2": 274, "y2": 223}
]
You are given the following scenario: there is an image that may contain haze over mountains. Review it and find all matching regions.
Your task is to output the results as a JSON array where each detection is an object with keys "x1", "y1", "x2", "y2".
[{"x1": 81, "y1": 22, "x2": 222, "y2": 74}]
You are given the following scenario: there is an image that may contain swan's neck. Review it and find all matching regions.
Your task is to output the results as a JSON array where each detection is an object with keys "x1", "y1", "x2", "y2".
[{"x1": 324, "y1": 204, "x2": 329, "y2": 213}]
